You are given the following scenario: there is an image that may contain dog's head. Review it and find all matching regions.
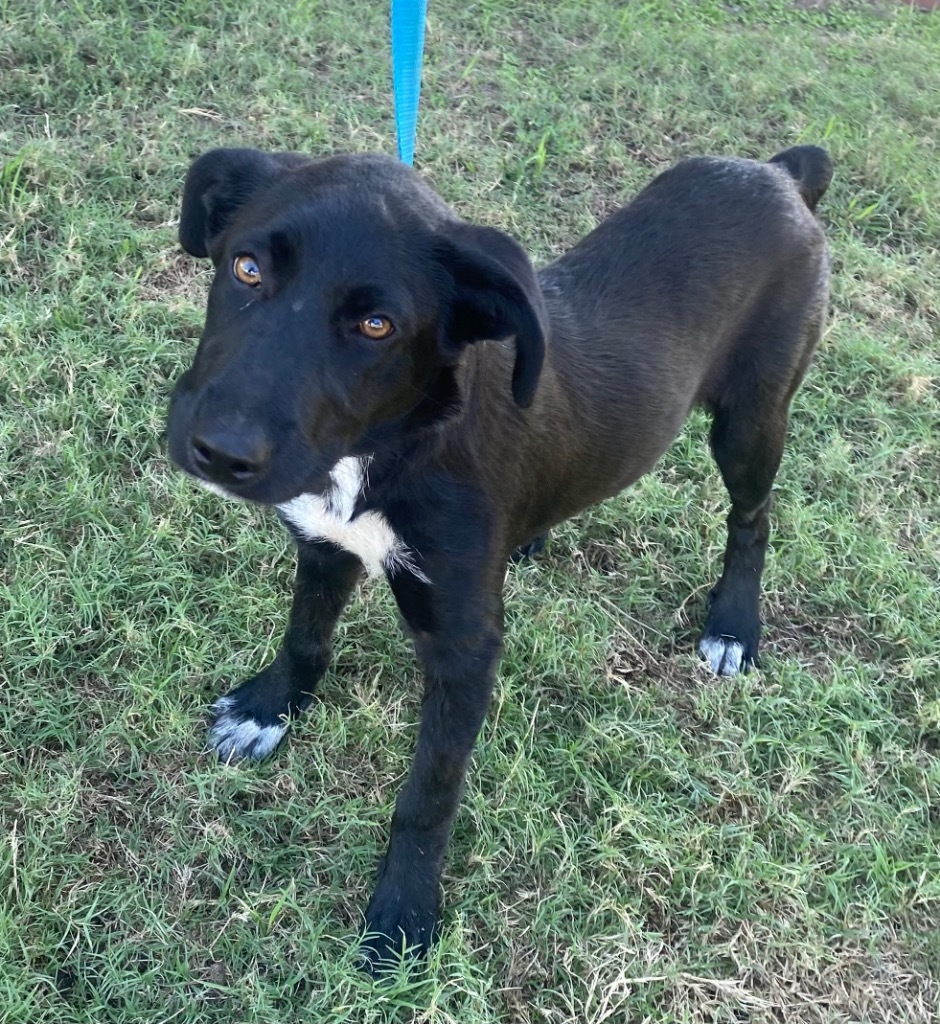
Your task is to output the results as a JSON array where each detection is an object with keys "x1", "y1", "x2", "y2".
[{"x1": 166, "y1": 147, "x2": 548, "y2": 504}]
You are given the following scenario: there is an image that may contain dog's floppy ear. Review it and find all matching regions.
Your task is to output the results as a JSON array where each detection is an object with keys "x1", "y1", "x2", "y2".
[
  {"x1": 437, "y1": 222, "x2": 548, "y2": 408},
  {"x1": 179, "y1": 148, "x2": 309, "y2": 259}
]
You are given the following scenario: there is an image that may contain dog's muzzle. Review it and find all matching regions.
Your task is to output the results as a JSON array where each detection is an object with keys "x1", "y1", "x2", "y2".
[{"x1": 188, "y1": 420, "x2": 273, "y2": 489}]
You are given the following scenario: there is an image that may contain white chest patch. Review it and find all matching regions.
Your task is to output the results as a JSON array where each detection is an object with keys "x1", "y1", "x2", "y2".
[{"x1": 277, "y1": 457, "x2": 427, "y2": 581}]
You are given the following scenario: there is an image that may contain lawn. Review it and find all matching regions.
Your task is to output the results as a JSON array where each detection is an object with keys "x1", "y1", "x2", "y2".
[{"x1": 1, "y1": 0, "x2": 939, "y2": 1021}]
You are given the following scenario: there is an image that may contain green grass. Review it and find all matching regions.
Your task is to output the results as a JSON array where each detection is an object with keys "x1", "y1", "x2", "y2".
[{"x1": 2, "y1": 0, "x2": 939, "y2": 1020}]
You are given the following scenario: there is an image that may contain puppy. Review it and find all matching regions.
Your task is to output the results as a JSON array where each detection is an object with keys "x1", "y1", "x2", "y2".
[{"x1": 166, "y1": 143, "x2": 831, "y2": 966}]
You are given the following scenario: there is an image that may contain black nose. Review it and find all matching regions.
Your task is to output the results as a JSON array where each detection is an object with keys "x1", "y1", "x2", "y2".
[{"x1": 190, "y1": 425, "x2": 271, "y2": 487}]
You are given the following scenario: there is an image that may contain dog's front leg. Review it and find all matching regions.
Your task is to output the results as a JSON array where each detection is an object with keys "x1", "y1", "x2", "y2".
[
  {"x1": 209, "y1": 538, "x2": 363, "y2": 761},
  {"x1": 361, "y1": 598, "x2": 502, "y2": 970}
]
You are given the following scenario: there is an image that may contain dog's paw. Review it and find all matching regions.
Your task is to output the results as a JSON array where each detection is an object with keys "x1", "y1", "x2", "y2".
[
  {"x1": 359, "y1": 882, "x2": 440, "y2": 975},
  {"x1": 208, "y1": 695, "x2": 289, "y2": 762},
  {"x1": 510, "y1": 532, "x2": 547, "y2": 563},
  {"x1": 698, "y1": 634, "x2": 757, "y2": 676}
]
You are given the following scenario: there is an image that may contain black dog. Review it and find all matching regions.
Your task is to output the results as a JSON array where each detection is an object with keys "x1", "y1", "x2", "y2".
[{"x1": 166, "y1": 143, "x2": 831, "y2": 967}]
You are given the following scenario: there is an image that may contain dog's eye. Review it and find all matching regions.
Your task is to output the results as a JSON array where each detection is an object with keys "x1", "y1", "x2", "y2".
[
  {"x1": 358, "y1": 316, "x2": 395, "y2": 340},
  {"x1": 233, "y1": 254, "x2": 262, "y2": 287}
]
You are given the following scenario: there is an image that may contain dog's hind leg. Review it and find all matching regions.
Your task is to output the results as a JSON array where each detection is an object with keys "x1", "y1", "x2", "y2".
[
  {"x1": 699, "y1": 278, "x2": 824, "y2": 676},
  {"x1": 699, "y1": 401, "x2": 790, "y2": 676},
  {"x1": 209, "y1": 539, "x2": 363, "y2": 761}
]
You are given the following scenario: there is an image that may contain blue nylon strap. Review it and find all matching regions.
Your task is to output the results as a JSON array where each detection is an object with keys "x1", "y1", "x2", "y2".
[{"x1": 391, "y1": 0, "x2": 428, "y2": 165}]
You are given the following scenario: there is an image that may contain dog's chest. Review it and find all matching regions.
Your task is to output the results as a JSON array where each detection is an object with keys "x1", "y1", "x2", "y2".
[{"x1": 277, "y1": 457, "x2": 425, "y2": 580}]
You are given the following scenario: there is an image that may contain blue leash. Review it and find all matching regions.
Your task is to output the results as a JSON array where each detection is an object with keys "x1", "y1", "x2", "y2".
[{"x1": 391, "y1": 0, "x2": 428, "y2": 165}]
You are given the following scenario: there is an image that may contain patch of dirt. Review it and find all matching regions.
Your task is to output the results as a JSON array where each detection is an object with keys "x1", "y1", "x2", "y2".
[{"x1": 764, "y1": 602, "x2": 887, "y2": 666}]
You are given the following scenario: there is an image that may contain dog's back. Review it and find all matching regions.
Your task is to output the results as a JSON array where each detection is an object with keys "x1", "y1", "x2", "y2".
[
  {"x1": 543, "y1": 147, "x2": 830, "y2": 359},
  {"x1": 485, "y1": 147, "x2": 832, "y2": 529}
]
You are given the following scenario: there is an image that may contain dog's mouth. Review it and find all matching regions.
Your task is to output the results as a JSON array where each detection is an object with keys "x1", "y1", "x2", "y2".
[
  {"x1": 172, "y1": 445, "x2": 336, "y2": 506},
  {"x1": 178, "y1": 457, "x2": 335, "y2": 507},
  {"x1": 166, "y1": 418, "x2": 334, "y2": 508},
  {"x1": 166, "y1": 375, "x2": 342, "y2": 506}
]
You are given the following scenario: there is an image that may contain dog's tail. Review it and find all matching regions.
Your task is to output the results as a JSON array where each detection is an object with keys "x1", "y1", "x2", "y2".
[{"x1": 769, "y1": 145, "x2": 833, "y2": 212}]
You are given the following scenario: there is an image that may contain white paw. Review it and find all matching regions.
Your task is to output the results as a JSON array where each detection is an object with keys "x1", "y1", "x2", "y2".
[
  {"x1": 209, "y1": 696, "x2": 289, "y2": 762},
  {"x1": 699, "y1": 636, "x2": 746, "y2": 677}
]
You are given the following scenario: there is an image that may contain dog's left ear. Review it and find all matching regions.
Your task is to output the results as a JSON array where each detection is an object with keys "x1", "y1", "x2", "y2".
[{"x1": 437, "y1": 222, "x2": 548, "y2": 408}]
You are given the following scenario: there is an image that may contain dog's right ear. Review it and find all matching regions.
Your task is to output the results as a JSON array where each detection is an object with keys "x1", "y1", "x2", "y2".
[{"x1": 179, "y1": 148, "x2": 308, "y2": 259}]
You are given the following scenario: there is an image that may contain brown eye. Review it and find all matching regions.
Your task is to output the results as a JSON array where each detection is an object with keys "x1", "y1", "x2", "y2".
[
  {"x1": 358, "y1": 316, "x2": 395, "y2": 340},
  {"x1": 233, "y1": 254, "x2": 262, "y2": 287}
]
